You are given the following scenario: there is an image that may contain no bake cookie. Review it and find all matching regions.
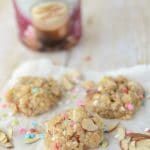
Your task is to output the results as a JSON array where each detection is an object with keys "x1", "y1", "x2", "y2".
[
  {"x1": 5, "y1": 76, "x2": 62, "y2": 116},
  {"x1": 85, "y1": 76, "x2": 145, "y2": 119},
  {"x1": 45, "y1": 107, "x2": 104, "y2": 150}
]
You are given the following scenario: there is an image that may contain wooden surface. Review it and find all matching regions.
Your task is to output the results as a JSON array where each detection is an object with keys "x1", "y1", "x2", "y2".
[{"x1": 0, "y1": 0, "x2": 150, "y2": 89}]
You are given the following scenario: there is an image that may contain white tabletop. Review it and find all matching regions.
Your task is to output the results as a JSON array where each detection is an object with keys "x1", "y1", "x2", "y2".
[{"x1": 0, "y1": 0, "x2": 150, "y2": 90}]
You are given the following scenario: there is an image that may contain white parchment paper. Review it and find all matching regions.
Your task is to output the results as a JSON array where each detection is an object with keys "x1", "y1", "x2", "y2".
[{"x1": 0, "y1": 59, "x2": 150, "y2": 150}]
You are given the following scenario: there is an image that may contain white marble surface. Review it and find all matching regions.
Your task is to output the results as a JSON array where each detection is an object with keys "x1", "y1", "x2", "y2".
[{"x1": 0, "y1": 0, "x2": 150, "y2": 89}]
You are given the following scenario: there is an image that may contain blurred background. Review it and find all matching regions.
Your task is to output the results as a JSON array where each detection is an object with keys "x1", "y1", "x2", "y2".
[{"x1": 0, "y1": 0, "x2": 150, "y2": 90}]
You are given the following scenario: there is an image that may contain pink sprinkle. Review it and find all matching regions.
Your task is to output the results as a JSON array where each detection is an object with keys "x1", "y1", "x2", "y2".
[
  {"x1": 76, "y1": 100, "x2": 85, "y2": 106},
  {"x1": 72, "y1": 77, "x2": 80, "y2": 84},
  {"x1": 53, "y1": 61, "x2": 60, "y2": 65},
  {"x1": 61, "y1": 112, "x2": 68, "y2": 120},
  {"x1": 19, "y1": 128, "x2": 27, "y2": 134},
  {"x1": 70, "y1": 120, "x2": 75, "y2": 127},
  {"x1": 0, "y1": 103, "x2": 8, "y2": 108},
  {"x1": 84, "y1": 55, "x2": 92, "y2": 61},
  {"x1": 71, "y1": 87, "x2": 79, "y2": 93},
  {"x1": 29, "y1": 128, "x2": 37, "y2": 133},
  {"x1": 51, "y1": 142, "x2": 60, "y2": 150},
  {"x1": 122, "y1": 87, "x2": 128, "y2": 94},
  {"x1": 125, "y1": 103, "x2": 134, "y2": 111}
]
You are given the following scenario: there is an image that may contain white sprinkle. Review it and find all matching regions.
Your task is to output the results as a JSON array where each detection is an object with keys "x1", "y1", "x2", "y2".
[{"x1": 114, "y1": 134, "x2": 119, "y2": 139}]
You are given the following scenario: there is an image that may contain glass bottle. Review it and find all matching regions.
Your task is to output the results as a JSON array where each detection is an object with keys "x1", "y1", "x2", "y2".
[{"x1": 13, "y1": 0, "x2": 82, "y2": 51}]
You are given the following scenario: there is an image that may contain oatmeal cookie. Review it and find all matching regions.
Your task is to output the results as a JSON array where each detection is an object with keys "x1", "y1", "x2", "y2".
[
  {"x1": 5, "y1": 76, "x2": 62, "y2": 116},
  {"x1": 44, "y1": 107, "x2": 103, "y2": 150},
  {"x1": 85, "y1": 76, "x2": 145, "y2": 119}
]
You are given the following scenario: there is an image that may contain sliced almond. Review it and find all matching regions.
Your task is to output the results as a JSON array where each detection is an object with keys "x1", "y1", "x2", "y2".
[
  {"x1": 136, "y1": 139, "x2": 150, "y2": 149},
  {"x1": 0, "y1": 131, "x2": 8, "y2": 144},
  {"x1": 120, "y1": 137, "x2": 131, "y2": 150},
  {"x1": 129, "y1": 141, "x2": 136, "y2": 150},
  {"x1": 81, "y1": 118, "x2": 98, "y2": 132},
  {"x1": 101, "y1": 139, "x2": 109, "y2": 148},
  {"x1": 105, "y1": 122, "x2": 120, "y2": 133},
  {"x1": 25, "y1": 137, "x2": 40, "y2": 144},
  {"x1": 61, "y1": 77, "x2": 74, "y2": 90},
  {"x1": 115, "y1": 127, "x2": 126, "y2": 141},
  {"x1": 66, "y1": 70, "x2": 82, "y2": 83},
  {"x1": 81, "y1": 80, "x2": 95, "y2": 90},
  {"x1": 7, "y1": 127, "x2": 13, "y2": 140},
  {"x1": 132, "y1": 136, "x2": 148, "y2": 142},
  {"x1": 3, "y1": 142, "x2": 14, "y2": 148},
  {"x1": 127, "y1": 133, "x2": 150, "y2": 139}
]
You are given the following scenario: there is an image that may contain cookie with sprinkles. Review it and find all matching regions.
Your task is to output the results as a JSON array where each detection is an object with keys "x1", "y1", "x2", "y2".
[
  {"x1": 85, "y1": 76, "x2": 145, "y2": 119},
  {"x1": 44, "y1": 107, "x2": 104, "y2": 150},
  {"x1": 5, "y1": 76, "x2": 62, "y2": 116}
]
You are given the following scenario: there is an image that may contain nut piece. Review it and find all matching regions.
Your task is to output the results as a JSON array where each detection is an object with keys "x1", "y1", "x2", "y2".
[
  {"x1": 105, "y1": 122, "x2": 120, "y2": 133},
  {"x1": 0, "y1": 131, "x2": 8, "y2": 144},
  {"x1": 0, "y1": 130, "x2": 14, "y2": 149},
  {"x1": 116, "y1": 127, "x2": 126, "y2": 141},
  {"x1": 81, "y1": 80, "x2": 95, "y2": 90},
  {"x1": 68, "y1": 107, "x2": 88, "y2": 122},
  {"x1": 81, "y1": 118, "x2": 98, "y2": 131},
  {"x1": 2, "y1": 142, "x2": 14, "y2": 149},
  {"x1": 7, "y1": 127, "x2": 13, "y2": 140},
  {"x1": 120, "y1": 137, "x2": 131, "y2": 150},
  {"x1": 61, "y1": 76, "x2": 74, "y2": 90},
  {"x1": 25, "y1": 137, "x2": 40, "y2": 144},
  {"x1": 60, "y1": 71, "x2": 82, "y2": 91},
  {"x1": 101, "y1": 139, "x2": 109, "y2": 148},
  {"x1": 129, "y1": 141, "x2": 136, "y2": 150},
  {"x1": 136, "y1": 139, "x2": 150, "y2": 150}
]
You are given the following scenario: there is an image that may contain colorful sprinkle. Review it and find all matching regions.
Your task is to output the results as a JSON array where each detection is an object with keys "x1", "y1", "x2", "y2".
[
  {"x1": 19, "y1": 128, "x2": 27, "y2": 134},
  {"x1": 84, "y1": 55, "x2": 92, "y2": 61},
  {"x1": 1, "y1": 113, "x2": 8, "y2": 118},
  {"x1": 61, "y1": 112, "x2": 68, "y2": 120},
  {"x1": 0, "y1": 103, "x2": 8, "y2": 108},
  {"x1": 11, "y1": 119, "x2": 20, "y2": 126},
  {"x1": 76, "y1": 99, "x2": 85, "y2": 106},
  {"x1": 125, "y1": 103, "x2": 134, "y2": 111},
  {"x1": 29, "y1": 128, "x2": 37, "y2": 133},
  {"x1": 71, "y1": 95, "x2": 78, "y2": 100},
  {"x1": 70, "y1": 120, "x2": 75, "y2": 127},
  {"x1": 72, "y1": 77, "x2": 80, "y2": 84},
  {"x1": 25, "y1": 133, "x2": 35, "y2": 139},
  {"x1": 71, "y1": 87, "x2": 80, "y2": 93},
  {"x1": 32, "y1": 87, "x2": 40, "y2": 94},
  {"x1": 32, "y1": 121, "x2": 38, "y2": 127},
  {"x1": 122, "y1": 87, "x2": 128, "y2": 94}
]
